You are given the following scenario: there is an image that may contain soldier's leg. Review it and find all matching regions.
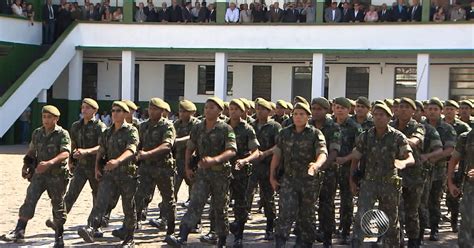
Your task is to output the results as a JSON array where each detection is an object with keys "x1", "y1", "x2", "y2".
[
  {"x1": 338, "y1": 165, "x2": 354, "y2": 239},
  {"x1": 402, "y1": 184, "x2": 423, "y2": 243},
  {"x1": 274, "y1": 177, "x2": 298, "y2": 242},
  {"x1": 245, "y1": 170, "x2": 258, "y2": 213},
  {"x1": 180, "y1": 169, "x2": 211, "y2": 232},
  {"x1": 379, "y1": 182, "x2": 402, "y2": 248},
  {"x1": 209, "y1": 170, "x2": 231, "y2": 242},
  {"x1": 428, "y1": 179, "x2": 444, "y2": 237},
  {"x1": 103, "y1": 186, "x2": 121, "y2": 226},
  {"x1": 87, "y1": 174, "x2": 115, "y2": 228},
  {"x1": 259, "y1": 171, "x2": 276, "y2": 238},
  {"x1": 134, "y1": 166, "x2": 154, "y2": 222},
  {"x1": 446, "y1": 170, "x2": 462, "y2": 232},
  {"x1": 85, "y1": 167, "x2": 99, "y2": 207},
  {"x1": 229, "y1": 172, "x2": 249, "y2": 244},
  {"x1": 458, "y1": 182, "x2": 474, "y2": 248},
  {"x1": 352, "y1": 180, "x2": 377, "y2": 247},
  {"x1": 298, "y1": 177, "x2": 321, "y2": 245},
  {"x1": 318, "y1": 168, "x2": 338, "y2": 244},
  {"x1": 155, "y1": 167, "x2": 176, "y2": 235},
  {"x1": 174, "y1": 160, "x2": 185, "y2": 200},
  {"x1": 64, "y1": 166, "x2": 88, "y2": 213},
  {"x1": 46, "y1": 174, "x2": 69, "y2": 226},
  {"x1": 16, "y1": 174, "x2": 47, "y2": 232},
  {"x1": 418, "y1": 171, "x2": 432, "y2": 243},
  {"x1": 118, "y1": 174, "x2": 138, "y2": 239}
]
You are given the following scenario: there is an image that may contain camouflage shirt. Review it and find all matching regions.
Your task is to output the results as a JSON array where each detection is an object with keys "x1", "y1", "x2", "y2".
[
  {"x1": 228, "y1": 119, "x2": 259, "y2": 161},
  {"x1": 337, "y1": 116, "x2": 363, "y2": 158},
  {"x1": 427, "y1": 118, "x2": 457, "y2": 164},
  {"x1": 452, "y1": 129, "x2": 474, "y2": 174},
  {"x1": 309, "y1": 115, "x2": 341, "y2": 153},
  {"x1": 173, "y1": 116, "x2": 201, "y2": 161},
  {"x1": 29, "y1": 125, "x2": 71, "y2": 167},
  {"x1": 272, "y1": 114, "x2": 289, "y2": 125},
  {"x1": 274, "y1": 124, "x2": 327, "y2": 178},
  {"x1": 444, "y1": 117, "x2": 472, "y2": 136},
  {"x1": 460, "y1": 116, "x2": 474, "y2": 129},
  {"x1": 99, "y1": 122, "x2": 139, "y2": 167},
  {"x1": 353, "y1": 126, "x2": 412, "y2": 182},
  {"x1": 251, "y1": 119, "x2": 282, "y2": 165},
  {"x1": 350, "y1": 114, "x2": 374, "y2": 132},
  {"x1": 421, "y1": 122, "x2": 443, "y2": 154},
  {"x1": 281, "y1": 116, "x2": 294, "y2": 128},
  {"x1": 139, "y1": 117, "x2": 176, "y2": 167},
  {"x1": 70, "y1": 118, "x2": 106, "y2": 166}
]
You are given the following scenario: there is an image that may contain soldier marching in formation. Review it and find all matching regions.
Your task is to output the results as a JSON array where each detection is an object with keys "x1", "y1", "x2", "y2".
[{"x1": 1, "y1": 93, "x2": 473, "y2": 248}]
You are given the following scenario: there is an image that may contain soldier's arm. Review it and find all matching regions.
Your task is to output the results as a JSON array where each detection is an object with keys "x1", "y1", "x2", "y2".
[
  {"x1": 269, "y1": 147, "x2": 282, "y2": 190},
  {"x1": 175, "y1": 135, "x2": 190, "y2": 143},
  {"x1": 46, "y1": 131, "x2": 72, "y2": 166},
  {"x1": 142, "y1": 125, "x2": 176, "y2": 159},
  {"x1": 432, "y1": 126, "x2": 457, "y2": 162},
  {"x1": 240, "y1": 148, "x2": 260, "y2": 164},
  {"x1": 309, "y1": 130, "x2": 328, "y2": 174},
  {"x1": 447, "y1": 156, "x2": 461, "y2": 190}
]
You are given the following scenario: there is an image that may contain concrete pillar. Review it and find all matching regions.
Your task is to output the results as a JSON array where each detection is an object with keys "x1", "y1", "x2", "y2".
[
  {"x1": 38, "y1": 89, "x2": 48, "y2": 103},
  {"x1": 216, "y1": 0, "x2": 227, "y2": 24},
  {"x1": 316, "y1": 0, "x2": 324, "y2": 23},
  {"x1": 421, "y1": 0, "x2": 431, "y2": 22},
  {"x1": 214, "y1": 52, "x2": 228, "y2": 100},
  {"x1": 121, "y1": 50, "x2": 136, "y2": 101},
  {"x1": 67, "y1": 50, "x2": 83, "y2": 126},
  {"x1": 416, "y1": 54, "x2": 430, "y2": 101},
  {"x1": 123, "y1": 0, "x2": 134, "y2": 23},
  {"x1": 311, "y1": 53, "x2": 325, "y2": 99}
]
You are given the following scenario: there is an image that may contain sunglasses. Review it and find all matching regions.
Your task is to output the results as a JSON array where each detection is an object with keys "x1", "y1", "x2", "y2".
[{"x1": 111, "y1": 108, "x2": 123, "y2": 113}]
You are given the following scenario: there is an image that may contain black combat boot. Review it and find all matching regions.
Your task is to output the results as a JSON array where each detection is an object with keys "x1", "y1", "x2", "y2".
[
  {"x1": 275, "y1": 235, "x2": 286, "y2": 248},
  {"x1": 217, "y1": 235, "x2": 227, "y2": 248},
  {"x1": 165, "y1": 224, "x2": 190, "y2": 247},
  {"x1": 322, "y1": 231, "x2": 333, "y2": 248},
  {"x1": 1, "y1": 219, "x2": 27, "y2": 242},
  {"x1": 451, "y1": 212, "x2": 459, "y2": 233},
  {"x1": 53, "y1": 225, "x2": 64, "y2": 248},
  {"x1": 77, "y1": 226, "x2": 95, "y2": 243},
  {"x1": 407, "y1": 238, "x2": 420, "y2": 248},
  {"x1": 112, "y1": 226, "x2": 127, "y2": 240},
  {"x1": 429, "y1": 228, "x2": 439, "y2": 241},
  {"x1": 264, "y1": 218, "x2": 274, "y2": 240},
  {"x1": 121, "y1": 229, "x2": 135, "y2": 248},
  {"x1": 233, "y1": 222, "x2": 245, "y2": 248}
]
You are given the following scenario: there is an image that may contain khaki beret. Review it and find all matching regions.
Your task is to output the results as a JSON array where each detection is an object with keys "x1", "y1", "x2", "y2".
[
  {"x1": 83, "y1": 98, "x2": 99, "y2": 109},
  {"x1": 384, "y1": 99, "x2": 394, "y2": 108},
  {"x1": 293, "y1": 102, "x2": 311, "y2": 115},
  {"x1": 349, "y1": 99, "x2": 356, "y2": 107},
  {"x1": 400, "y1": 97, "x2": 416, "y2": 110},
  {"x1": 459, "y1": 100, "x2": 473, "y2": 109},
  {"x1": 356, "y1": 96, "x2": 371, "y2": 109},
  {"x1": 373, "y1": 100, "x2": 385, "y2": 106},
  {"x1": 373, "y1": 103, "x2": 393, "y2": 117},
  {"x1": 334, "y1": 97, "x2": 352, "y2": 109},
  {"x1": 249, "y1": 101, "x2": 255, "y2": 109},
  {"x1": 149, "y1": 97, "x2": 167, "y2": 109},
  {"x1": 270, "y1": 102, "x2": 276, "y2": 110},
  {"x1": 112, "y1": 101, "x2": 130, "y2": 113},
  {"x1": 428, "y1": 97, "x2": 443, "y2": 109},
  {"x1": 415, "y1": 100, "x2": 424, "y2": 111},
  {"x1": 224, "y1": 102, "x2": 229, "y2": 109},
  {"x1": 239, "y1": 98, "x2": 251, "y2": 109},
  {"x1": 287, "y1": 102, "x2": 294, "y2": 110},
  {"x1": 230, "y1": 99, "x2": 245, "y2": 112},
  {"x1": 276, "y1": 100, "x2": 288, "y2": 109},
  {"x1": 123, "y1": 100, "x2": 138, "y2": 111},
  {"x1": 294, "y1": 96, "x2": 309, "y2": 106},
  {"x1": 42, "y1": 105, "x2": 60, "y2": 117},
  {"x1": 180, "y1": 100, "x2": 197, "y2": 112},
  {"x1": 257, "y1": 99, "x2": 273, "y2": 111},
  {"x1": 394, "y1": 98, "x2": 401, "y2": 105},
  {"x1": 254, "y1": 97, "x2": 264, "y2": 104},
  {"x1": 163, "y1": 102, "x2": 171, "y2": 112},
  {"x1": 207, "y1": 96, "x2": 225, "y2": 110},
  {"x1": 311, "y1": 97, "x2": 330, "y2": 110},
  {"x1": 422, "y1": 100, "x2": 429, "y2": 105},
  {"x1": 444, "y1": 100, "x2": 459, "y2": 109}
]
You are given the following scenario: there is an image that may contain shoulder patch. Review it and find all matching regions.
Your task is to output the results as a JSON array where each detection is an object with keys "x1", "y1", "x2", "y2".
[{"x1": 228, "y1": 132, "x2": 236, "y2": 139}]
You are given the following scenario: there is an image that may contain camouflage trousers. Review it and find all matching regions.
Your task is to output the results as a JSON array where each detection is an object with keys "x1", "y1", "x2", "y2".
[
  {"x1": 230, "y1": 168, "x2": 250, "y2": 224},
  {"x1": 246, "y1": 164, "x2": 276, "y2": 220},
  {"x1": 446, "y1": 169, "x2": 465, "y2": 226},
  {"x1": 318, "y1": 166, "x2": 338, "y2": 236},
  {"x1": 353, "y1": 179, "x2": 401, "y2": 247},
  {"x1": 337, "y1": 164, "x2": 354, "y2": 235},
  {"x1": 429, "y1": 164, "x2": 447, "y2": 232},
  {"x1": 135, "y1": 164, "x2": 176, "y2": 233},
  {"x1": 87, "y1": 168, "x2": 138, "y2": 231},
  {"x1": 275, "y1": 174, "x2": 322, "y2": 243},
  {"x1": 180, "y1": 167, "x2": 230, "y2": 237},
  {"x1": 64, "y1": 164, "x2": 98, "y2": 213},
  {"x1": 419, "y1": 168, "x2": 432, "y2": 233},
  {"x1": 19, "y1": 170, "x2": 69, "y2": 226},
  {"x1": 399, "y1": 183, "x2": 423, "y2": 239},
  {"x1": 459, "y1": 180, "x2": 474, "y2": 248},
  {"x1": 174, "y1": 159, "x2": 192, "y2": 200}
]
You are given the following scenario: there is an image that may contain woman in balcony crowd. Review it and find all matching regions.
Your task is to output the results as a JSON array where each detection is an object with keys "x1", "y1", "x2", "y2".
[
  {"x1": 364, "y1": 5, "x2": 378, "y2": 22},
  {"x1": 113, "y1": 7, "x2": 123, "y2": 22},
  {"x1": 432, "y1": 7, "x2": 446, "y2": 22}
]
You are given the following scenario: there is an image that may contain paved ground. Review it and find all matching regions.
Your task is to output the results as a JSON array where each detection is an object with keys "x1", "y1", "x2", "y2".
[{"x1": 0, "y1": 145, "x2": 459, "y2": 247}]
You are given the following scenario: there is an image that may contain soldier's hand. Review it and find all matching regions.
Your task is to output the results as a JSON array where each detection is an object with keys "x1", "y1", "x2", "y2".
[
  {"x1": 35, "y1": 161, "x2": 52, "y2": 174},
  {"x1": 468, "y1": 169, "x2": 474, "y2": 180},
  {"x1": 104, "y1": 159, "x2": 120, "y2": 171},
  {"x1": 420, "y1": 154, "x2": 429, "y2": 163},
  {"x1": 394, "y1": 159, "x2": 406, "y2": 170},
  {"x1": 68, "y1": 160, "x2": 76, "y2": 173},
  {"x1": 21, "y1": 166, "x2": 30, "y2": 179},
  {"x1": 448, "y1": 182, "x2": 461, "y2": 198},
  {"x1": 349, "y1": 178, "x2": 358, "y2": 195},
  {"x1": 199, "y1": 156, "x2": 216, "y2": 169},
  {"x1": 185, "y1": 167, "x2": 195, "y2": 181},
  {"x1": 308, "y1": 162, "x2": 318, "y2": 176},
  {"x1": 95, "y1": 167, "x2": 103, "y2": 181},
  {"x1": 136, "y1": 150, "x2": 149, "y2": 161},
  {"x1": 335, "y1": 156, "x2": 347, "y2": 165},
  {"x1": 73, "y1": 149, "x2": 84, "y2": 159},
  {"x1": 270, "y1": 176, "x2": 280, "y2": 191},
  {"x1": 235, "y1": 159, "x2": 247, "y2": 170}
]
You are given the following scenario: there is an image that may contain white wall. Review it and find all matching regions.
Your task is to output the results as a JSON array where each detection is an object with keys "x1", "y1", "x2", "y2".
[
  {"x1": 368, "y1": 64, "x2": 395, "y2": 101},
  {"x1": 271, "y1": 64, "x2": 292, "y2": 102},
  {"x1": 429, "y1": 65, "x2": 450, "y2": 100},
  {"x1": 232, "y1": 63, "x2": 253, "y2": 100},
  {"x1": 328, "y1": 64, "x2": 346, "y2": 100},
  {"x1": 97, "y1": 61, "x2": 120, "y2": 100},
  {"x1": 138, "y1": 61, "x2": 165, "y2": 101},
  {"x1": 0, "y1": 16, "x2": 42, "y2": 45}
]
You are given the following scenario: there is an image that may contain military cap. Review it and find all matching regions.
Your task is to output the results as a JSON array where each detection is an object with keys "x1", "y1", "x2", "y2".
[
  {"x1": 356, "y1": 96, "x2": 371, "y2": 109},
  {"x1": 294, "y1": 96, "x2": 309, "y2": 106},
  {"x1": 400, "y1": 97, "x2": 416, "y2": 110},
  {"x1": 42, "y1": 105, "x2": 60, "y2": 117},
  {"x1": 311, "y1": 97, "x2": 330, "y2": 110},
  {"x1": 249, "y1": 101, "x2": 255, "y2": 109},
  {"x1": 83, "y1": 98, "x2": 99, "y2": 109},
  {"x1": 224, "y1": 101, "x2": 229, "y2": 109},
  {"x1": 384, "y1": 99, "x2": 394, "y2": 108},
  {"x1": 287, "y1": 102, "x2": 294, "y2": 110},
  {"x1": 293, "y1": 102, "x2": 311, "y2": 115},
  {"x1": 149, "y1": 97, "x2": 167, "y2": 109},
  {"x1": 349, "y1": 99, "x2": 356, "y2": 107},
  {"x1": 428, "y1": 97, "x2": 443, "y2": 109},
  {"x1": 207, "y1": 96, "x2": 225, "y2": 110},
  {"x1": 373, "y1": 103, "x2": 393, "y2": 117},
  {"x1": 373, "y1": 100, "x2": 385, "y2": 106},
  {"x1": 230, "y1": 99, "x2": 245, "y2": 112},
  {"x1": 394, "y1": 98, "x2": 401, "y2": 105},
  {"x1": 459, "y1": 99, "x2": 473, "y2": 109},
  {"x1": 257, "y1": 98, "x2": 273, "y2": 111},
  {"x1": 270, "y1": 102, "x2": 276, "y2": 110},
  {"x1": 254, "y1": 97, "x2": 264, "y2": 104},
  {"x1": 422, "y1": 100, "x2": 429, "y2": 105},
  {"x1": 444, "y1": 100, "x2": 459, "y2": 109},
  {"x1": 415, "y1": 100, "x2": 424, "y2": 111},
  {"x1": 239, "y1": 98, "x2": 251, "y2": 109},
  {"x1": 123, "y1": 100, "x2": 138, "y2": 111},
  {"x1": 276, "y1": 100, "x2": 288, "y2": 109},
  {"x1": 333, "y1": 97, "x2": 352, "y2": 109},
  {"x1": 112, "y1": 101, "x2": 130, "y2": 113},
  {"x1": 163, "y1": 102, "x2": 171, "y2": 112},
  {"x1": 179, "y1": 99, "x2": 197, "y2": 112}
]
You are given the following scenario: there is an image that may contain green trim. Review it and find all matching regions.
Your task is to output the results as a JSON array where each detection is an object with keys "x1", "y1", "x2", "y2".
[
  {"x1": 315, "y1": 1, "x2": 324, "y2": 24},
  {"x1": 123, "y1": 0, "x2": 134, "y2": 23},
  {"x1": 216, "y1": 2, "x2": 227, "y2": 24},
  {"x1": 0, "y1": 22, "x2": 79, "y2": 107},
  {"x1": 421, "y1": 0, "x2": 430, "y2": 23}
]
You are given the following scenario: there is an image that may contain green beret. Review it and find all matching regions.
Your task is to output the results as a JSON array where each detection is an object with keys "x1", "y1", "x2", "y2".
[
  {"x1": 207, "y1": 96, "x2": 224, "y2": 110},
  {"x1": 444, "y1": 100, "x2": 459, "y2": 109},
  {"x1": 311, "y1": 97, "x2": 330, "y2": 110},
  {"x1": 123, "y1": 100, "x2": 138, "y2": 111},
  {"x1": 239, "y1": 98, "x2": 251, "y2": 109},
  {"x1": 294, "y1": 96, "x2": 309, "y2": 106},
  {"x1": 422, "y1": 100, "x2": 429, "y2": 105},
  {"x1": 293, "y1": 102, "x2": 311, "y2": 115},
  {"x1": 459, "y1": 100, "x2": 473, "y2": 109},
  {"x1": 42, "y1": 105, "x2": 60, "y2": 117},
  {"x1": 334, "y1": 97, "x2": 351, "y2": 109},
  {"x1": 230, "y1": 99, "x2": 245, "y2": 112},
  {"x1": 179, "y1": 100, "x2": 197, "y2": 112},
  {"x1": 384, "y1": 99, "x2": 394, "y2": 108},
  {"x1": 428, "y1": 97, "x2": 443, "y2": 109},
  {"x1": 400, "y1": 97, "x2": 416, "y2": 110},
  {"x1": 415, "y1": 100, "x2": 424, "y2": 111},
  {"x1": 276, "y1": 100, "x2": 288, "y2": 109},
  {"x1": 287, "y1": 102, "x2": 294, "y2": 110},
  {"x1": 163, "y1": 102, "x2": 171, "y2": 112},
  {"x1": 257, "y1": 99, "x2": 273, "y2": 111},
  {"x1": 112, "y1": 101, "x2": 130, "y2": 113},
  {"x1": 356, "y1": 96, "x2": 371, "y2": 109},
  {"x1": 83, "y1": 98, "x2": 99, "y2": 109},
  {"x1": 149, "y1": 97, "x2": 167, "y2": 109},
  {"x1": 373, "y1": 103, "x2": 393, "y2": 117}
]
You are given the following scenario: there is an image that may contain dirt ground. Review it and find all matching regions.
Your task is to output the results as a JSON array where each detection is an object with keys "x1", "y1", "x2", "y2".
[{"x1": 0, "y1": 145, "x2": 459, "y2": 247}]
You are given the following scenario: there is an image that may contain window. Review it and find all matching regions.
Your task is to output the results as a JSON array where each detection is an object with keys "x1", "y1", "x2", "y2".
[
  {"x1": 394, "y1": 67, "x2": 417, "y2": 99},
  {"x1": 197, "y1": 65, "x2": 233, "y2": 96},
  {"x1": 291, "y1": 66, "x2": 329, "y2": 101},
  {"x1": 82, "y1": 63, "x2": 98, "y2": 99},
  {"x1": 252, "y1": 66, "x2": 272, "y2": 100},
  {"x1": 346, "y1": 67, "x2": 369, "y2": 100},
  {"x1": 450, "y1": 68, "x2": 474, "y2": 101}
]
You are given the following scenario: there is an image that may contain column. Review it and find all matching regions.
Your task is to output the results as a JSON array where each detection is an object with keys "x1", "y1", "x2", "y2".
[
  {"x1": 416, "y1": 53, "x2": 430, "y2": 100},
  {"x1": 32, "y1": 89, "x2": 48, "y2": 130},
  {"x1": 316, "y1": 0, "x2": 324, "y2": 23},
  {"x1": 67, "y1": 50, "x2": 83, "y2": 127},
  {"x1": 123, "y1": 0, "x2": 134, "y2": 23},
  {"x1": 121, "y1": 50, "x2": 135, "y2": 101},
  {"x1": 214, "y1": 52, "x2": 228, "y2": 100},
  {"x1": 311, "y1": 53, "x2": 325, "y2": 99},
  {"x1": 421, "y1": 0, "x2": 431, "y2": 22},
  {"x1": 216, "y1": 0, "x2": 227, "y2": 24}
]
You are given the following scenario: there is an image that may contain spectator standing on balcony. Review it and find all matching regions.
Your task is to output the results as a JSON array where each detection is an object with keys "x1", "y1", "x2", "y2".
[
  {"x1": 268, "y1": 2, "x2": 283, "y2": 22},
  {"x1": 208, "y1": 3, "x2": 216, "y2": 22},
  {"x1": 135, "y1": 2, "x2": 147, "y2": 22},
  {"x1": 71, "y1": 3, "x2": 81, "y2": 21},
  {"x1": 378, "y1": 3, "x2": 392, "y2": 22},
  {"x1": 364, "y1": 5, "x2": 378, "y2": 22},
  {"x1": 340, "y1": 2, "x2": 353, "y2": 22},
  {"x1": 26, "y1": 3, "x2": 34, "y2": 25},
  {"x1": 432, "y1": 7, "x2": 445, "y2": 22},
  {"x1": 56, "y1": 3, "x2": 72, "y2": 38},
  {"x1": 325, "y1": 1, "x2": 341, "y2": 23},
  {"x1": 191, "y1": 1, "x2": 200, "y2": 21},
  {"x1": 158, "y1": 2, "x2": 169, "y2": 22},
  {"x1": 351, "y1": 3, "x2": 364, "y2": 22},
  {"x1": 468, "y1": 1, "x2": 474, "y2": 20},
  {"x1": 168, "y1": 0, "x2": 183, "y2": 22},
  {"x1": 225, "y1": 2, "x2": 239, "y2": 23},
  {"x1": 145, "y1": 1, "x2": 158, "y2": 22},
  {"x1": 42, "y1": 0, "x2": 56, "y2": 44},
  {"x1": 282, "y1": 3, "x2": 299, "y2": 22},
  {"x1": 101, "y1": 6, "x2": 112, "y2": 21},
  {"x1": 301, "y1": 1, "x2": 315, "y2": 23},
  {"x1": 296, "y1": 2, "x2": 305, "y2": 22},
  {"x1": 112, "y1": 8, "x2": 123, "y2": 21},
  {"x1": 409, "y1": 0, "x2": 422, "y2": 21},
  {"x1": 253, "y1": 2, "x2": 267, "y2": 22},
  {"x1": 93, "y1": 3, "x2": 101, "y2": 20},
  {"x1": 11, "y1": 0, "x2": 24, "y2": 17},
  {"x1": 197, "y1": 1, "x2": 209, "y2": 22},
  {"x1": 450, "y1": 2, "x2": 466, "y2": 21},
  {"x1": 183, "y1": 2, "x2": 193, "y2": 23},
  {"x1": 392, "y1": 0, "x2": 408, "y2": 21},
  {"x1": 239, "y1": 3, "x2": 253, "y2": 23},
  {"x1": 84, "y1": 3, "x2": 97, "y2": 20}
]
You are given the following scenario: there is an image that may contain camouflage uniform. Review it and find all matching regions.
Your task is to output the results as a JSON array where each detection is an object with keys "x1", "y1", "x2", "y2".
[
  {"x1": 281, "y1": 116, "x2": 294, "y2": 128},
  {"x1": 451, "y1": 129, "x2": 474, "y2": 248},
  {"x1": 86, "y1": 122, "x2": 139, "y2": 232},
  {"x1": 64, "y1": 118, "x2": 106, "y2": 213},
  {"x1": 274, "y1": 124, "x2": 327, "y2": 244},
  {"x1": 179, "y1": 119, "x2": 237, "y2": 237},
  {"x1": 352, "y1": 126, "x2": 412, "y2": 247},
  {"x1": 19, "y1": 125, "x2": 71, "y2": 226},
  {"x1": 350, "y1": 113, "x2": 374, "y2": 131},
  {"x1": 135, "y1": 117, "x2": 177, "y2": 234},
  {"x1": 391, "y1": 118, "x2": 425, "y2": 242},
  {"x1": 272, "y1": 114, "x2": 289, "y2": 125}
]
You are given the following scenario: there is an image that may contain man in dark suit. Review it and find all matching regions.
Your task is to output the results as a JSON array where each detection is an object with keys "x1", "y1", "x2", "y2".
[
  {"x1": 253, "y1": 2, "x2": 267, "y2": 22},
  {"x1": 325, "y1": 1, "x2": 342, "y2": 23},
  {"x1": 167, "y1": 0, "x2": 183, "y2": 22},
  {"x1": 268, "y1": 2, "x2": 283, "y2": 22},
  {"x1": 282, "y1": 3, "x2": 299, "y2": 22},
  {"x1": 42, "y1": 0, "x2": 57, "y2": 44},
  {"x1": 351, "y1": 2, "x2": 364, "y2": 22},
  {"x1": 340, "y1": 2, "x2": 353, "y2": 22},
  {"x1": 408, "y1": 0, "x2": 422, "y2": 21},
  {"x1": 197, "y1": 1, "x2": 209, "y2": 22},
  {"x1": 157, "y1": 2, "x2": 169, "y2": 22},
  {"x1": 144, "y1": 2, "x2": 158, "y2": 22},
  {"x1": 182, "y1": 1, "x2": 193, "y2": 23},
  {"x1": 208, "y1": 3, "x2": 216, "y2": 22},
  {"x1": 378, "y1": 3, "x2": 392, "y2": 22},
  {"x1": 391, "y1": 0, "x2": 408, "y2": 21}
]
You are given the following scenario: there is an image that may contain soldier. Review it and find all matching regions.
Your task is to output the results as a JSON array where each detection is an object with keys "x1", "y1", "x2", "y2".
[
  {"x1": 425, "y1": 97, "x2": 457, "y2": 241},
  {"x1": 285, "y1": 102, "x2": 293, "y2": 116},
  {"x1": 238, "y1": 98, "x2": 255, "y2": 124},
  {"x1": 333, "y1": 97, "x2": 363, "y2": 244},
  {"x1": 163, "y1": 101, "x2": 172, "y2": 119},
  {"x1": 165, "y1": 97, "x2": 237, "y2": 247},
  {"x1": 350, "y1": 103, "x2": 415, "y2": 248},
  {"x1": 443, "y1": 100, "x2": 471, "y2": 232},
  {"x1": 351, "y1": 96, "x2": 374, "y2": 131},
  {"x1": 1, "y1": 105, "x2": 71, "y2": 248},
  {"x1": 245, "y1": 99, "x2": 281, "y2": 240},
  {"x1": 270, "y1": 102, "x2": 328, "y2": 248},
  {"x1": 77, "y1": 101, "x2": 139, "y2": 247},
  {"x1": 281, "y1": 96, "x2": 308, "y2": 127},
  {"x1": 447, "y1": 129, "x2": 474, "y2": 248},
  {"x1": 272, "y1": 100, "x2": 289, "y2": 124},
  {"x1": 45, "y1": 99, "x2": 106, "y2": 235},
  {"x1": 391, "y1": 98, "x2": 426, "y2": 247},
  {"x1": 458, "y1": 100, "x2": 474, "y2": 129},
  {"x1": 223, "y1": 102, "x2": 230, "y2": 117},
  {"x1": 123, "y1": 100, "x2": 141, "y2": 128}
]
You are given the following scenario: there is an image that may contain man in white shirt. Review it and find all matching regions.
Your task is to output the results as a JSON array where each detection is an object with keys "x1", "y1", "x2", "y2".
[
  {"x1": 225, "y1": 2, "x2": 239, "y2": 23},
  {"x1": 11, "y1": 0, "x2": 24, "y2": 17}
]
